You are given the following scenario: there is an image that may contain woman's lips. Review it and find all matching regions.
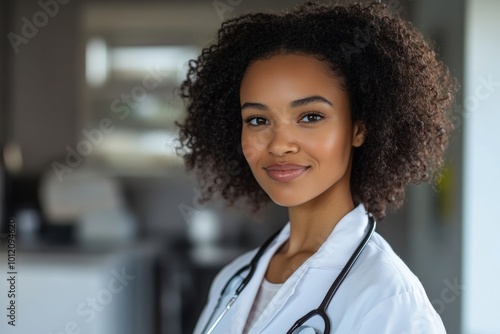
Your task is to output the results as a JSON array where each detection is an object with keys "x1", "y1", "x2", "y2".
[{"x1": 264, "y1": 164, "x2": 310, "y2": 182}]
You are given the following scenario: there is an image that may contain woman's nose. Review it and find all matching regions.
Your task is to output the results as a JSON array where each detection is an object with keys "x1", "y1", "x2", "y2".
[{"x1": 267, "y1": 127, "x2": 299, "y2": 157}]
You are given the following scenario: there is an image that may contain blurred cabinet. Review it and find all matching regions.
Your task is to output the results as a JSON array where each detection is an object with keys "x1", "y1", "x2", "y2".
[{"x1": 8, "y1": 0, "x2": 80, "y2": 175}]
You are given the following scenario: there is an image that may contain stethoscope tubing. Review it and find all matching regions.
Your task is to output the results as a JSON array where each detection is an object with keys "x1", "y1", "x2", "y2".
[{"x1": 202, "y1": 213, "x2": 376, "y2": 334}]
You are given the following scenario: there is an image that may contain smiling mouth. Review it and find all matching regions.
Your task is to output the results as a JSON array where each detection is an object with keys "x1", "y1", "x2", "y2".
[{"x1": 264, "y1": 165, "x2": 310, "y2": 182}]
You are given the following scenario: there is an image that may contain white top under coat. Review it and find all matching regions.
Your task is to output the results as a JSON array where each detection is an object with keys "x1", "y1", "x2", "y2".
[
  {"x1": 243, "y1": 278, "x2": 283, "y2": 334},
  {"x1": 194, "y1": 203, "x2": 446, "y2": 334}
]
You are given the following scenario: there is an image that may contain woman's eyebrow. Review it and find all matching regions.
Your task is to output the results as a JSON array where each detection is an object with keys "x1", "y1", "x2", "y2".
[
  {"x1": 290, "y1": 95, "x2": 333, "y2": 108},
  {"x1": 240, "y1": 101, "x2": 267, "y2": 111},
  {"x1": 241, "y1": 95, "x2": 334, "y2": 111}
]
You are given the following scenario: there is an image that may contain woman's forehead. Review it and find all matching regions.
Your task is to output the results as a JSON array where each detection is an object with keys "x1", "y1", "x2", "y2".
[{"x1": 240, "y1": 53, "x2": 346, "y2": 105}]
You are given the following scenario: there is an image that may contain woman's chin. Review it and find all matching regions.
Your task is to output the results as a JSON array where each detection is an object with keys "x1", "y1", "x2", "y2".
[{"x1": 267, "y1": 193, "x2": 309, "y2": 208}]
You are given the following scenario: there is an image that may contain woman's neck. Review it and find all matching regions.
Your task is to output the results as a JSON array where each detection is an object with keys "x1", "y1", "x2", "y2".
[{"x1": 281, "y1": 190, "x2": 355, "y2": 256}]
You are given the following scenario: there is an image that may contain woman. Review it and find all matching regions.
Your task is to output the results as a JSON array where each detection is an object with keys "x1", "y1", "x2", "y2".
[{"x1": 176, "y1": 1, "x2": 456, "y2": 333}]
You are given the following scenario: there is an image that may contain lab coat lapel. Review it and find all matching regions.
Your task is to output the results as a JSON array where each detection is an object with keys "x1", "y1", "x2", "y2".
[{"x1": 230, "y1": 225, "x2": 291, "y2": 334}]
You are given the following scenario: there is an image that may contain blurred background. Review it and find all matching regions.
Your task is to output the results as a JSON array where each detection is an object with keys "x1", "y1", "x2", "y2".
[{"x1": 0, "y1": 0, "x2": 498, "y2": 333}]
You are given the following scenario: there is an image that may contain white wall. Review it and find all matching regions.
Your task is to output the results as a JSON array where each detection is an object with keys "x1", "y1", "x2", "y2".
[{"x1": 463, "y1": 0, "x2": 500, "y2": 333}]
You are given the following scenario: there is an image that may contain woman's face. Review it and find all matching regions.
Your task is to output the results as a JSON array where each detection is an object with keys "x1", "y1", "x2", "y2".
[{"x1": 240, "y1": 53, "x2": 365, "y2": 208}]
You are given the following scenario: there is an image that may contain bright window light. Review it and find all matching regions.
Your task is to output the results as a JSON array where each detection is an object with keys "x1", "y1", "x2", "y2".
[{"x1": 85, "y1": 37, "x2": 108, "y2": 86}]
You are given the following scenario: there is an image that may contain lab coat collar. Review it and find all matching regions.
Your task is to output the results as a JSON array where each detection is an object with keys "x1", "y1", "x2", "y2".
[
  {"x1": 309, "y1": 203, "x2": 370, "y2": 269},
  {"x1": 267, "y1": 202, "x2": 370, "y2": 269},
  {"x1": 244, "y1": 203, "x2": 371, "y2": 334}
]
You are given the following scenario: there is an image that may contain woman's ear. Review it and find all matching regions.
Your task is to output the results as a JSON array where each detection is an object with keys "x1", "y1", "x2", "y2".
[{"x1": 352, "y1": 121, "x2": 366, "y2": 148}]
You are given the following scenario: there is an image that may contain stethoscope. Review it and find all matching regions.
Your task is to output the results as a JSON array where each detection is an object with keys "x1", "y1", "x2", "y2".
[{"x1": 201, "y1": 213, "x2": 376, "y2": 334}]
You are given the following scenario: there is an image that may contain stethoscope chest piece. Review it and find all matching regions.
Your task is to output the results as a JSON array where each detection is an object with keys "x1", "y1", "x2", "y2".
[{"x1": 292, "y1": 326, "x2": 320, "y2": 334}]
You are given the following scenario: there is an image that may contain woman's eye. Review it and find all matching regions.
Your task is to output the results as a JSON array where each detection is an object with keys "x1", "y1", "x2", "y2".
[
  {"x1": 245, "y1": 116, "x2": 268, "y2": 126},
  {"x1": 300, "y1": 113, "x2": 323, "y2": 123}
]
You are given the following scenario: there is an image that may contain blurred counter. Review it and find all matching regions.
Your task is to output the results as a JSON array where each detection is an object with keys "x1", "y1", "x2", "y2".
[{"x1": 0, "y1": 238, "x2": 160, "y2": 334}]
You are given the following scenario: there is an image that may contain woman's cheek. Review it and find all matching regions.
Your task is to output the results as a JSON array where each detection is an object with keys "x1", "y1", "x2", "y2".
[
  {"x1": 241, "y1": 131, "x2": 269, "y2": 163},
  {"x1": 241, "y1": 138, "x2": 258, "y2": 163}
]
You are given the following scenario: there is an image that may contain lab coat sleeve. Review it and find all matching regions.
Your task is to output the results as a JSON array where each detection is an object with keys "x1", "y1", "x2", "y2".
[{"x1": 355, "y1": 291, "x2": 447, "y2": 334}]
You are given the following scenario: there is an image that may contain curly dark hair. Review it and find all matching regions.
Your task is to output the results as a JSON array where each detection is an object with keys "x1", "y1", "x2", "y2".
[{"x1": 176, "y1": 1, "x2": 456, "y2": 220}]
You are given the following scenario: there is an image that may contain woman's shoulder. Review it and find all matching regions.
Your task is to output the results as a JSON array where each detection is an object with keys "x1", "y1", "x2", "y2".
[
  {"x1": 345, "y1": 233, "x2": 446, "y2": 332},
  {"x1": 343, "y1": 231, "x2": 439, "y2": 320},
  {"x1": 358, "y1": 232, "x2": 427, "y2": 294}
]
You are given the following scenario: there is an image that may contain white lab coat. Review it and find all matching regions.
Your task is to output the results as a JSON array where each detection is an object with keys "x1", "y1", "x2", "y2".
[{"x1": 194, "y1": 204, "x2": 446, "y2": 333}]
